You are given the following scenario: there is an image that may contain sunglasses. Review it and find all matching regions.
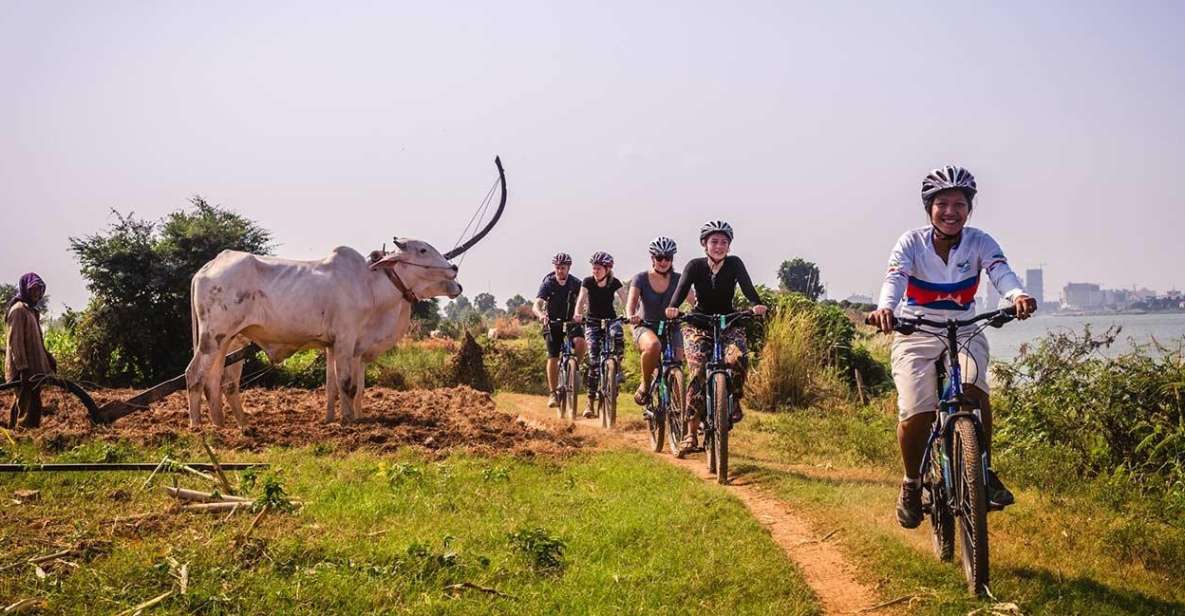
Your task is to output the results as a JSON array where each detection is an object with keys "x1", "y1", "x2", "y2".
[{"x1": 653, "y1": 255, "x2": 673, "y2": 262}]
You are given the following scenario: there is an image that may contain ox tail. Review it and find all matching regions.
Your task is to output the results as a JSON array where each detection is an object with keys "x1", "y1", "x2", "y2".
[{"x1": 190, "y1": 277, "x2": 200, "y2": 352}]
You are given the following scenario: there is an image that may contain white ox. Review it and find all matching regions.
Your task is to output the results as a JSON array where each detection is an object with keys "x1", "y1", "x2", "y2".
[{"x1": 184, "y1": 157, "x2": 507, "y2": 428}]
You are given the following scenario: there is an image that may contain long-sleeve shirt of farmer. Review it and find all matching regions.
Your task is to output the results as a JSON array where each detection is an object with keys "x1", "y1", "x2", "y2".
[
  {"x1": 5, "y1": 302, "x2": 54, "y2": 382},
  {"x1": 669, "y1": 256, "x2": 762, "y2": 315}
]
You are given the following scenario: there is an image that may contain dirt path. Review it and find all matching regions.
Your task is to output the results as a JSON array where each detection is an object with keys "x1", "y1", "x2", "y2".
[{"x1": 499, "y1": 393, "x2": 889, "y2": 615}]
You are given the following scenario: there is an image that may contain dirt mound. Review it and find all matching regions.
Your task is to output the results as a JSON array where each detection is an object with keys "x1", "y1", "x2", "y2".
[{"x1": 18, "y1": 386, "x2": 584, "y2": 457}]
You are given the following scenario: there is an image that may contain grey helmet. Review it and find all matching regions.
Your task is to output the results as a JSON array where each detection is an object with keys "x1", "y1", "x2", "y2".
[
  {"x1": 921, "y1": 165, "x2": 977, "y2": 206},
  {"x1": 648, "y1": 236, "x2": 677, "y2": 257},
  {"x1": 551, "y1": 252, "x2": 572, "y2": 266},
  {"x1": 589, "y1": 251, "x2": 614, "y2": 268},
  {"x1": 699, "y1": 220, "x2": 734, "y2": 243}
]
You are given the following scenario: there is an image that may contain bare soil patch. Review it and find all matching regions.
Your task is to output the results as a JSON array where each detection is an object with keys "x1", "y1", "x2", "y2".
[{"x1": 16, "y1": 386, "x2": 584, "y2": 457}]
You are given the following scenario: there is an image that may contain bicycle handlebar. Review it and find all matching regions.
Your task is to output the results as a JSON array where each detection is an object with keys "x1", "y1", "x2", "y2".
[
  {"x1": 865, "y1": 306, "x2": 1018, "y2": 335},
  {"x1": 677, "y1": 310, "x2": 756, "y2": 330}
]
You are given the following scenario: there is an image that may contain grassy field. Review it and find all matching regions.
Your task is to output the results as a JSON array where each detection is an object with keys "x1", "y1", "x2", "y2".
[
  {"x1": 0, "y1": 440, "x2": 818, "y2": 615},
  {"x1": 727, "y1": 405, "x2": 1185, "y2": 615}
]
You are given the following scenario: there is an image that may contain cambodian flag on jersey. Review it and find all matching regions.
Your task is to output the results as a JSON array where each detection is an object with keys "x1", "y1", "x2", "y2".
[{"x1": 905, "y1": 275, "x2": 979, "y2": 311}]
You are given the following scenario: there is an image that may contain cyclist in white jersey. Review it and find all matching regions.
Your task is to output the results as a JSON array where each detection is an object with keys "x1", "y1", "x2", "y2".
[{"x1": 868, "y1": 165, "x2": 1036, "y2": 529}]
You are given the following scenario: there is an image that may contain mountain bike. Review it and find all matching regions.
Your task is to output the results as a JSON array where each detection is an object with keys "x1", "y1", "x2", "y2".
[
  {"x1": 587, "y1": 317, "x2": 625, "y2": 428},
  {"x1": 639, "y1": 319, "x2": 686, "y2": 454},
  {"x1": 870, "y1": 306, "x2": 1017, "y2": 595},
  {"x1": 681, "y1": 310, "x2": 753, "y2": 485},
  {"x1": 547, "y1": 319, "x2": 581, "y2": 422}
]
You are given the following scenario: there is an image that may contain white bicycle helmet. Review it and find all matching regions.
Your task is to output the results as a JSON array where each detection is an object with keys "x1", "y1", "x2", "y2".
[
  {"x1": 552, "y1": 252, "x2": 572, "y2": 266},
  {"x1": 921, "y1": 165, "x2": 977, "y2": 206},
  {"x1": 699, "y1": 220, "x2": 734, "y2": 242},
  {"x1": 648, "y1": 236, "x2": 677, "y2": 257}
]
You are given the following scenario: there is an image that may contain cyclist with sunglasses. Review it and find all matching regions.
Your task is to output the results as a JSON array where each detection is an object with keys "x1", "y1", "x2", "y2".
[
  {"x1": 626, "y1": 237, "x2": 696, "y2": 406},
  {"x1": 666, "y1": 221, "x2": 768, "y2": 455},
  {"x1": 867, "y1": 166, "x2": 1037, "y2": 529}
]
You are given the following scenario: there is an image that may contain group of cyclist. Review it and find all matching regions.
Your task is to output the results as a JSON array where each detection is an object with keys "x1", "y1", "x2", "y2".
[
  {"x1": 532, "y1": 164, "x2": 1037, "y2": 523},
  {"x1": 532, "y1": 220, "x2": 768, "y2": 455}
]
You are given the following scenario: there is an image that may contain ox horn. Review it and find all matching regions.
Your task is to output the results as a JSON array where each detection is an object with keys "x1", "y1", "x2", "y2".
[
  {"x1": 442, "y1": 156, "x2": 507, "y2": 260},
  {"x1": 392, "y1": 237, "x2": 407, "y2": 251}
]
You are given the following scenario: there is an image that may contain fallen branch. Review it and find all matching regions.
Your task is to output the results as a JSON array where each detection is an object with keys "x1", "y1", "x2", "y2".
[
  {"x1": 114, "y1": 590, "x2": 172, "y2": 616},
  {"x1": 181, "y1": 502, "x2": 246, "y2": 514},
  {"x1": 0, "y1": 462, "x2": 268, "y2": 473},
  {"x1": 202, "y1": 436, "x2": 235, "y2": 495},
  {"x1": 164, "y1": 487, "x2": 250, "y2": 503},
  {"x1": 856, "y1": 591, "x2": 931, "y2": 613},
  {"x1": 795, "y1": 528, "x2": 840, "y2": 546},
  {"x1": 444, "y1": 582, "x2": 518, "y2": 600}
]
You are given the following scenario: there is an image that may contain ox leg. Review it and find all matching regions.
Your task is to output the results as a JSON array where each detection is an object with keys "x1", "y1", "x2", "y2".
[
  {"x1": 203, "y1": 340, "x2": 233, "y2": 428},
  {"x1": 185, "y1": 341, "x2": 216, "y2": 428},
  {"x1": 333, "y1": 345, "x2": 359, "y2": 423},
  {"x1": 351, "y1": 359, "x2": 365, "y2": 418},
  {"x1": 324, "y1": 348, "x2": 338, "y2": 423},
  {"x1": 223, "y1": 358, "x2": 247, "y2": 426}
]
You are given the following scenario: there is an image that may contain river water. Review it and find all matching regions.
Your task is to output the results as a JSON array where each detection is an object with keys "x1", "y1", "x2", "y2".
[{"x1": 983, "y1": 312, "x2": 1185, "y2": 361}]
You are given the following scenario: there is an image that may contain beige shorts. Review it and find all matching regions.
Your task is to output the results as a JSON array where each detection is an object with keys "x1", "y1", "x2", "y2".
[{"x1": 890, "y1": 330, "x2": 989, "y2": 422}]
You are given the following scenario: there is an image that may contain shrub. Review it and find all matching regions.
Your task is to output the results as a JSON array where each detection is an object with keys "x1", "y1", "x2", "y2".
[
  {"x1": 507, "y1": 526, "x2": 566, "y2": 574},
  {"x1": 993, "y1": 327, "x2": 1185, "y2": 517}
]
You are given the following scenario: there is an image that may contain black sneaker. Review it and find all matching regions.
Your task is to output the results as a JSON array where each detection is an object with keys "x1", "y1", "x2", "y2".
[
  {"x1": 986, "y1": 468, "x2": 1015, "y2": 508},
  {"x1": 897, "y1": 480, "x2": 923, "y2": 529}
]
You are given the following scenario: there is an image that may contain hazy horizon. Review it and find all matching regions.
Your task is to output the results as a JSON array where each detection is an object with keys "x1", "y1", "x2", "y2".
[{"x1": 4, "y1": 1, "x2": 1184, "y2": 315}]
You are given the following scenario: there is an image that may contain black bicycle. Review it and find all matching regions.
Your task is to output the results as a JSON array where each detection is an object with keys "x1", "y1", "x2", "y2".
[
  {"x1": 870, "y1": 306, "x2": 1017, "y2": 595},
  {"x1": 681, "y1": 310, "x2": 753, "y2": 485},
  {"x1": 547, "y1": 319, "x2": 581, "y2": 423},
  {"x1": 639, "y1": 319, "x2": 687, "y2": 454},
  {"x1": 586, "y1": 317, "x2": 625, "y2": 428}
]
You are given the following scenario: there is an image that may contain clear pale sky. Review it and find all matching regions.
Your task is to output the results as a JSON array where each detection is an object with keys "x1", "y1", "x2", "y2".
[{"x1": 3, "y1": 1, "x2": 1183, "y2": 314}]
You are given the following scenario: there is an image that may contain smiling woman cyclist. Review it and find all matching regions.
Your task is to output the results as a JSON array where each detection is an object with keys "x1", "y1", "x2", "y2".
[
  {"x1": 867, "y1": 165, "x2": 1037, "y2": 529},
  {"x1": 666, "y1": 221, "x2": 768, "y2": 455}
]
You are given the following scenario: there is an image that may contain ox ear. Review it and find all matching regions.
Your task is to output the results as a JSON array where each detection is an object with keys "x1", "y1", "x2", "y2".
[
  {"x1": 392, "y1": 237, "x2": 408, "y2": 251},
  {"x1": 369, "y1": 251, "x2": 405, "y2": 270}
]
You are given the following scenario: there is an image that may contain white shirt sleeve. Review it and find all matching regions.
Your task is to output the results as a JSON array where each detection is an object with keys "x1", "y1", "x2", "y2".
[
  {"x1": 877, "y1": 232, "x2": 913, "y2": 311},
  {"x1": 979, "y1": 232, "x2": 1025, "y2": 300}
]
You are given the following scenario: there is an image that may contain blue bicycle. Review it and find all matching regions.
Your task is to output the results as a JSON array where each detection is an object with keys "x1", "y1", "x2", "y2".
[
  {"x1": 587, "y1": 317, "x2": 626, "y2": 428},
  {"x1": 872, "y1": 306, "x2": 1017, "y2": 595},
  {"x1": 640, "y1": 319, "x2": 686, "y2": 454},
  {"x1": 681, "y1": 310, "x2": 753, "y2": 485},
  {"x1": 547, "y1": 319, "x2": 581, "y2": 422}
]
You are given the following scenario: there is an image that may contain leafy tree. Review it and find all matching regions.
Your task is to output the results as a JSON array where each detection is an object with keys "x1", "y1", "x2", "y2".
[
  {"x1": 411, "y1": 298, "x2": 442, "y2": 332},
  {"x1": 68, "y1": 197, "x2": 272, "y2": 385},
  {"x1": 474, "y1": 292, "x2": 498, "y2": 315},
  {"x1": 444, "y1": 295, "x2": 475, "y2": 322},
  {"x1": 777, "y1": 258, "x2": 824, "y2": 301},
  {"x1": 505, "y1": 294, "x2": 528, "y2": 312}
]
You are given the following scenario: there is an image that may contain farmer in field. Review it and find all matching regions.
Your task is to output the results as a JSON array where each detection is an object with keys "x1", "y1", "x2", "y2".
[{"x1": 5, "y1": 273, "x2": 56, "y2": 428}]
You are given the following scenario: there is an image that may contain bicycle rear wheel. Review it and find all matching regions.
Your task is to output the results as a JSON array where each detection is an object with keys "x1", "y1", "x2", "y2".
[
  {"x1": 562, "y1": 358, "x2": 578, "y2": 423},
  {"x1": 602, "y1": 359, "x2": 618, "y2": 429},
  {"x1": 664, "y1": 368, "x2": 686, "y2": 456},
  {"x1": 953, "y1": 417, "x2": 989, "y2": 595},
  {"x1": 712, "y1": 372, "x2": 730, "y2": 485}
]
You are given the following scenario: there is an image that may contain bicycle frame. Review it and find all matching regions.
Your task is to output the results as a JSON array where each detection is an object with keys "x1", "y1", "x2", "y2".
[
  {"x1": 645, "y1": 319, "x2": 683, "y2": 413},
  {"x1": 592, "y1": 317, "x2": 625, "y2": 396},
  {"x1": 683, "y1": 312, "x2": 750, "y2": 432}
]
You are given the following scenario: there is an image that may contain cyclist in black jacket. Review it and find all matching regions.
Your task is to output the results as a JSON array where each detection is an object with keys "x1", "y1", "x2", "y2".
[
  {"x1": 666, "y1": 221, "x2": 767, "y2": 454},
  {"x1": 532, "y1": 253, "x2": 587, "y2": 408}
]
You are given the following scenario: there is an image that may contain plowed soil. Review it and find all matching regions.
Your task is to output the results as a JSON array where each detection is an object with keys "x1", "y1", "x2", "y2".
[{"x1": 18, "y1": 386, "x2": 584, "y2": 457}]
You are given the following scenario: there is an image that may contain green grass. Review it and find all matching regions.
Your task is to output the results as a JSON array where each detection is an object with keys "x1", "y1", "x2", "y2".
[
  {"x1": 1, "y1": 443, "x2": 818, "y2": 615},
  {"x1": 728, "y1": 405, "x2": 1185, "y2": 615}
]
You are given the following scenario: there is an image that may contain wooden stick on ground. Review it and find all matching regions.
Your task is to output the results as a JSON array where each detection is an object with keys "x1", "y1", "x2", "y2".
[
  {"x1": 114, "y1": 590, "x2": 172, "y2": 616},
  {"x1": 165, "y1": 487, "x2": 250, "y2": 503},
  {"x1": 201, "y1": 436, "x2": 235, "y2": 495},
  {"x1": 444, "y1": 582, "x2": 518, "y2": 600},
  {"x1": 181, "y1": 502, "x2": 246, "y2": 514}
]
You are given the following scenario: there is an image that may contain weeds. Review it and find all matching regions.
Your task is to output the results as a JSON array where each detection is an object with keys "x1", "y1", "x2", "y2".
[{"x1": 507, "y1": 527, "x2": 566, "y2": 574}]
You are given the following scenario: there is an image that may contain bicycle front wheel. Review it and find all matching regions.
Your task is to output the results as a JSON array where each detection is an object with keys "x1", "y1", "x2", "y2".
[
  {"x1": 562, "y1": 358, "x2": 579, "y2": 423},
  {"x1": 953, "y1": 416, "x2": 989, "y2": 595},
  {"x1": 928, "y1": 439, "x2": 955, "y2": 562},
  {"x1": 602, "y1": 359, "x2": 618, "y2": 429},
  {"x1": 712, "y1": 372, "x2": 730, "y2": 485},
  {"x1": 664, "y1": 368, "x2": 686, "y2": 456}
]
